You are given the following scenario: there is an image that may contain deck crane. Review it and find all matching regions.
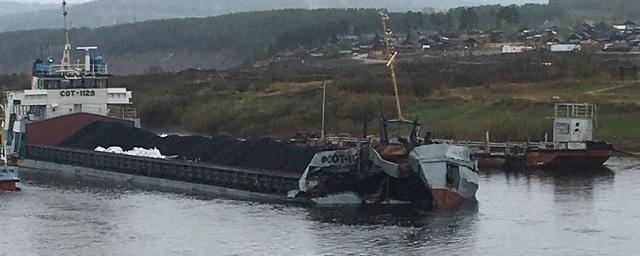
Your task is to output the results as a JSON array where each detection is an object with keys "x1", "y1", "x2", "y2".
[{"x1": 379, "y1": 10, "x2": 404, "y2": 121}]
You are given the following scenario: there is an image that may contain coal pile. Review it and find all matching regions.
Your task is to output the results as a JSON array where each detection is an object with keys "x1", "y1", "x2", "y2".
[{"x1": 60, "y1": 121, "x2": 319, "y2": 174}]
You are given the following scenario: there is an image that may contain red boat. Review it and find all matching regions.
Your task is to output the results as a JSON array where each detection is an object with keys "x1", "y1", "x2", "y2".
[
  {"x1": 474, "y1": 103, "x2": 613, "y2": 170},
  {"x1": 0, "y1": 166, "x2": 19, "y2": 192}
]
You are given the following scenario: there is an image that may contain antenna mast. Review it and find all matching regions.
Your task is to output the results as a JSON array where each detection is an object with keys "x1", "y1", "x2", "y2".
[
  {"x1": 61, "y1": 0, "x2": 72, "y2": 70},
  {"x1": 379, "y1": 10, "x2": 404, "y2": 121}
]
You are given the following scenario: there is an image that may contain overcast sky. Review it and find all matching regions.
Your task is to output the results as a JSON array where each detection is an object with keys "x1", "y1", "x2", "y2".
[
  {"x1": 6, "y1": 0, "x2": 91, "y2": 3},
  {"x1": 7, "y1": 0, "x2": 547, "y2": 4}
]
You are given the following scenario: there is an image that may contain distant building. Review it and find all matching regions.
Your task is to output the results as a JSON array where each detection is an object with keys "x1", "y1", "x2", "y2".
[
  {"x1": 502, "y1": 44, "x2": 532, "y2": 54},
  {"x1": 464, "y1": 37, "x2": 483, "y2": 49},
  {"x1": 613, "y1": 20, "x2": 638, "y2": 31},
  {"x1": 567, "y1": 33, "x2": 589, "y2": 44},
  {"x1": 489, "y1": 30, "x2": 505, "y2": 43},
  {"x1": 550, "y1": 44, "x2": 581, "y2": 52},
  {"x1": 546, "y1": 36, "x2": 562, "y2": 45}
]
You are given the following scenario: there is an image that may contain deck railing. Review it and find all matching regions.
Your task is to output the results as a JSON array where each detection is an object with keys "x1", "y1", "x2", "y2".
[
  {"x1": 34, "y1": 63, "x2": 109, "y2": 76},
  {"x1": 107, "y1": 105, "x2": 138, "y2": 120},
  {"x1": 554, "y1": 103, "x2": 596, "y2": 119}
]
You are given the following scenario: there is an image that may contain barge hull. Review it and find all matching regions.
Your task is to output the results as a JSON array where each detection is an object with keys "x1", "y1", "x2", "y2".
[
  {"x1": 526, "y1": 149, "x2": 612, "y2": 169},
  {"x1": 25, "y1": 145, "x2": 305, "y2": 203},
  {"x1": 26, "y1": 112, "x2": 134, "y2": 147},
  {"x1": 21, "y1": 160, "x2": 302, "y2": 203}
]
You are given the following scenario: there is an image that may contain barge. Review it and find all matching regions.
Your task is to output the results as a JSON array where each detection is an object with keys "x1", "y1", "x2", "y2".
[
  {"x1": 525, "y1": 103, "x2": 613, "y2": 169},
  {"x1": 24, "y1": 145, "x2": 302, "y2": 202},
  {"x1": 455, "y1": 103, "x2": 614, "y2": 170}
]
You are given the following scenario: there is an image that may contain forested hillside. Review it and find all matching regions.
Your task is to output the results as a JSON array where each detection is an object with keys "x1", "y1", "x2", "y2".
[
  {"x1": 0, "y1": 0, "x2": 547, "y2": 33},
  {"x1": 0, "y1": 9, "x2": 381, "y2": 74}
]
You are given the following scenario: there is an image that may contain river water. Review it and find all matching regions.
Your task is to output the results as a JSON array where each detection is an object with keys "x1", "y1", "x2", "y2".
[{"x1": 1, "y1": 157, "x2": 640, "y2": 256}]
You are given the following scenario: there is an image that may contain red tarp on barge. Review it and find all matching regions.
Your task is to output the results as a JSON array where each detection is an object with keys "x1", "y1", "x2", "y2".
[{"x1": 26, "y1": 113, "x2": 134, "y2": 147}]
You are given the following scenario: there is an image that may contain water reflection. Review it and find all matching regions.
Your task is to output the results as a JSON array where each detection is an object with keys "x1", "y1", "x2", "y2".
[
  {"x1": 306, "y1": 201, "x2": 479, "y2": 227},
  {"x1": 305, "y1": 202, "x2": 481, "y2": 255}
]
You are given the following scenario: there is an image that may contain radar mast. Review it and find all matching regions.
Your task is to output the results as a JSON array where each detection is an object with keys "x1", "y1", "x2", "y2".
[{"x1": 61, "y1": 0, "x2": 72, "y2": 71}]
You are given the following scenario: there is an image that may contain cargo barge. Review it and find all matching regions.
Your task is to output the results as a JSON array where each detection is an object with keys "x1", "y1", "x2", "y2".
[{"x1": 24, "y1": 145, "x2": 302, "y2": 202}]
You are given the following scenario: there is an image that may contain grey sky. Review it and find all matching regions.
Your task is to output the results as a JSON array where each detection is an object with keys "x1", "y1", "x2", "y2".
[
  {"x1": 4, "y1": 0, "x2": 91, "y2": 2},
  {"x1": 7, "y1": 0, "x2": 548, "y2": 4}
]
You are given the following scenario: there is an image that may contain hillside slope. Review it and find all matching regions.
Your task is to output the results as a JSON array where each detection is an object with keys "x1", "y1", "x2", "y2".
[
  {"x1": 0, "y1": 0, "x2": 547, "y2": 33},
  {"x1": 0, "y1": 9, "x2": 381, "y2": 74}
]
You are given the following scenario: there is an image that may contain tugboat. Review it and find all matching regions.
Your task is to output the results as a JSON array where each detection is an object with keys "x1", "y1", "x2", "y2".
[
  {"x1": 3, "y1": 0, "x2": 139, "y2": 159},
  {"x1": 292, "y1": 11, "x2": 478, "y2": 210},
  {"x1": 295, "y1": 118, "x2": 479, "y2": 210}
]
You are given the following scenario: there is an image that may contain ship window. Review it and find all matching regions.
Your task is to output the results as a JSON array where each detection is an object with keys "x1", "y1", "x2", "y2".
[
  {"x1": 73, "y1": 79, "x2": 83, "y2": 88},
  {"x1": 97, "y1": 79, "x2": 107, "y2": 88},
  {"x1": 446, "y1": 164, "x2": 460, "y2": 188},
  {"x1": 61, "y1": 80, "x2": 71, "y2": 89},
  {"x1": 555, "y1": 122, "x2": 570, "y2": 134},
  {"x1": 575, "y1": 122, "x2": 580, "y2": 127},
  {"x1": 47, "y1": 80, "x2": 59, "y2": 89},
  {"x1": 85, "y1": 79, "x2": 96, "y2": 88}
]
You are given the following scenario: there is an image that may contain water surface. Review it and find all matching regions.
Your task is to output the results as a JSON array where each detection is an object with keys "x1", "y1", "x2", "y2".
[{"x1": 1, "y1": 158, "x2": 640, "y2": 255}]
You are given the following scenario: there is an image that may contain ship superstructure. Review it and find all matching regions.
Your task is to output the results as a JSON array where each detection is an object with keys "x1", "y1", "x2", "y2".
[{"x1": 3, "y1": 0, "x2": 139, "y2": 158}]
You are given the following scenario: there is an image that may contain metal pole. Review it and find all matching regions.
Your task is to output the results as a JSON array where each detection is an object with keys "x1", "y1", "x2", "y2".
[{"x1": 321, "y1": 82, "x2": 326, "y2": 139}]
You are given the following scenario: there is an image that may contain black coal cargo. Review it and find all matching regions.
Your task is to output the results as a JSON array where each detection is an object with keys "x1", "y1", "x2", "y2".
[{"x1": 59, "y1": 121, "x2": 319, "y2": 174}]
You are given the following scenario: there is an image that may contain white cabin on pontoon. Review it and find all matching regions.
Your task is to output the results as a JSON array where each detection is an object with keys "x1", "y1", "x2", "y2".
[{"x1": 552, "y1": 103, "x2": 596, "y2": 150}]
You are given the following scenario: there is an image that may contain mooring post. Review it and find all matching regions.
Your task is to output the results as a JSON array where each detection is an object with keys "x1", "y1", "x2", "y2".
[{"x1": 485, "y1": 131, "x2": 490, "y2": 153}]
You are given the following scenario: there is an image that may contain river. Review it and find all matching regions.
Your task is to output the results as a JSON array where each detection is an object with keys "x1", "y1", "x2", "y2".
[{"x1": 1, "y1": 157, "x2": 640, "y2": 256}]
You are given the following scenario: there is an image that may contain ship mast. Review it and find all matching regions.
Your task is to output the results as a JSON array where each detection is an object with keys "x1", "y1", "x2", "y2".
[
  {"x1": 379, "y1": 11, "x2": 404, "y2": 121},
  {"x1": 61, "y1": 0, "x2": 72, "y2": 71}
]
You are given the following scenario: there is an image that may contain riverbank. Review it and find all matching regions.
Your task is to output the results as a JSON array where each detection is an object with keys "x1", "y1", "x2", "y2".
[{"x1": 124, "y1": 73, "x2": 640, "y2": 151}]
